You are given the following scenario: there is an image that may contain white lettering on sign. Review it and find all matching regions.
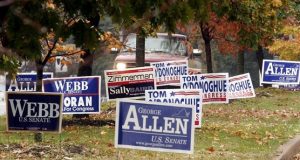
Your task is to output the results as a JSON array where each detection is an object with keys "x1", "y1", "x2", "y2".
[
  {"x1": 7, "y1": 79, "x2": 36, "y2": 91},
  {"x1": 147, "y1": 91, "x2": 167, "y2": 98},
  {"x1": 122, "y1": 105, "x2": 188, "y2": 135},
  {"x1": 64, "y1": 96, "x2": 92, "y2": 107},
  {"x1": 265, "y1": 62, "x2": 298, "y2": 76},
  {"x1": 54, "y1": 80, "x2": 89, "y2": 92},
  {"x1": 109, "y1": 86, "x2": 130, "y2": 95},
  {"x1": 8, "y1": 99, "x2": 60, "y2": 118}
]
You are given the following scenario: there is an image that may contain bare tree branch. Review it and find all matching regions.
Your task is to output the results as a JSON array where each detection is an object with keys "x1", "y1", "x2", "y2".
[
  {"x1": 49, "y1": 49, "x2": 84, "y2": 58},
  {"x1": 42, "y1": 39, "x2": 57, "y2": 65},
  {"x1": 44, "y1": 37, "x2": 50, "y2": 49}
]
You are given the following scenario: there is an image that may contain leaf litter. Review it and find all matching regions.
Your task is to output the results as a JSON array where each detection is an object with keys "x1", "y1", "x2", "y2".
[{"x1": 0, "y1": 143, "x2": 93, "y2": 159}]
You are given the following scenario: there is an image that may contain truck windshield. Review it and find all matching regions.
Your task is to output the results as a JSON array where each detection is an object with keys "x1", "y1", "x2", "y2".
[{"x1": 124, "y1": 34, "x2": 187, "y2": 56}]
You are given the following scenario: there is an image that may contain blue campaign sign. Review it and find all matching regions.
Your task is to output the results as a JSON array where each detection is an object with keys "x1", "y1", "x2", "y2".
[
  {"x1": 6, "y1": 72, "x2": 53, "y2": 91},
  {"x1": 262, "y1": 59, "x2": 300, "y2": 84},
  {"x1": 43, "y1": 76, "x2": 101, "y2": 114},
  {"x1": 115, "y1": 99, "x2": 195, "y2": 154},
  {"x1": 279, "y1": 84, "x2": 300, "y2": 91},
  {"x1": 6, "y1": 92, "x2": 63, "y2": 133}
]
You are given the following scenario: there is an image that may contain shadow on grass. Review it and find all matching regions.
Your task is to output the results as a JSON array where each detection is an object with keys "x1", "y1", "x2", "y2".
[{"x1": 62, "y1": 118, "x2": 115, "y2": 127}]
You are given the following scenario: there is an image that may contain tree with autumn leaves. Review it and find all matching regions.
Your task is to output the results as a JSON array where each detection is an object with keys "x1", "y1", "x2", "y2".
[
  {"x1": 0, "y1": 0, "x2": 123, "y2": 85},
  {"x1": 183, "y1": 0, "x2": 290, "y2": 73},
  {"x1": 268, "y1": 25, "x2": 300, "y2": 60},
  {"x1": 0, "y1": 0, "x2": 120, "y2": 141},
  {"x1": 2, "y1": 0, "x2": 297, "y2": 76},
  {"x1": 267, "y1": 1, "x2": 300, "y2": 61},
  {"x1": 1, "y1": 0, "x2": 95, "y2": 85}
]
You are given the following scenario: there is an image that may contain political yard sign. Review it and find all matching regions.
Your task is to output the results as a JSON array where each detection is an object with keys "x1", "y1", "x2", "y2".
[
  {"x1": 43, "y1": 76, "x2": 101, "y2": 114},
  {"x1": 228, "y1": 73, "x2": 256, "y2": 99},
  {"x1": 6, "y1": 92, "x2": 63, "y2": 133},
  {"x1": 181, "y1": 73, "x2": 229, "y2": 104},
  {"x1": 279, "y1": 84, "x2": 300, "y2": 91},
  {"x1": 145, "y1": 89, "x2": 203, "y2": 128},
  {"x1": 151, "y1": 60, "x2": 188, "y2": 86},
  {"x1": 262, "y1": 59, "x2": 300, "y2": 85},
  {"x1": 6, "y1": 72, "x2": 53, "y2": 91},
  {"x1": 105, "y1": 67, "x2": 156, "y2": 100},
  {"x1": 115, "y1": 99, "x2": 195, "y2": 154}
]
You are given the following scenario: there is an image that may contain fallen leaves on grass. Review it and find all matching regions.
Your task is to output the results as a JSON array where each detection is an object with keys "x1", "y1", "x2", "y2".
[
  {"x1": 204, "y1": 107, "x2": 300, "y2": 121},
  {"x1": 207, "y1": 146, "x2": 215, "y2": 153},
  {"x1": 0, "y1": 143, "x2": 92, "y2": 160},
  {"x1": 107, "y1": 142, "x2": 114, "y2": 148},
  {"x1": 256, "y1": 91, "x2": 273, "y2": 97}
]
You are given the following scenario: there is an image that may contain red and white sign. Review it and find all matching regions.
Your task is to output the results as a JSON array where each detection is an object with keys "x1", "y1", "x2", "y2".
[
  {"x1": 188, "y1": 68, "x2": 202, "y2": 75},
  {"x1": 104, "y1": 67, "x2": 156, "y2": 100},
  {"x1": 228, "y1": 73, "x2": 255, "y2": 99},
  {"x1": 145, "y1": 89, "x2": 203, "y2": 128},
  {"x1": 151, "y1": 60, "x2": 188, "y2": 86},
  {"x1": 181, "y1": 73, "x2": 229, "y2": 104}
]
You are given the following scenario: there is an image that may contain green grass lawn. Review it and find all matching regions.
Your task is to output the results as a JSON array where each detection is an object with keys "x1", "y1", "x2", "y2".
[{"x1": 1, "y1": 88, "x2": 300, "y2": 159}]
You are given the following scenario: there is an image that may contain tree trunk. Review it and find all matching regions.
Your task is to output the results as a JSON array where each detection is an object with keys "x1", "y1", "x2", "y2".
[
  {"x1": 0, "y1": 27, "x2": 9, "y2": 47},
  {"x1": 201, "y1": 24, "x2": 213, "y2": 73},
  {"x1": 34, "y1": 59, "x2": 44, "y2": 142},
  {"x1": 35, "y1": 60, "x2": 44, "y2": 92},
  {"x1": 237, "y1": 51, "x2": 244, "y2": 74},
  {"x1": 0, "y1": 5, "x2": 9, "y2": 25},
  {"x1": 77, "y1": 49, "x2": 93, "y2": 76},
  {"x1": 73, "y1": 49, "x2": 93, "y2": 119},
  {"x1": 136, "y1": 34, "x2": 145, "y2": 67},
  {"x1": 256, "y1": 45, "x2": 271, "y2": 88},
  {"x1": 256, "y1": 45, "x2": 264, "y2": 72}
]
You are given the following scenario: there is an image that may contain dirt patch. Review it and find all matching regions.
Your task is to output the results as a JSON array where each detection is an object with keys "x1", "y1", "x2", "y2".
[
  {"x1": 0, "y1": 143, "x2": 92, "y2": 159},
  {"x1": 63, "y1": 109, "x2": 116, "y2": 127}
]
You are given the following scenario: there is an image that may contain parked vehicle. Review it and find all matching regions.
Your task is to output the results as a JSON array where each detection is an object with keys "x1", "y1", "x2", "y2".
[{"x1": 114, "y1": 33, "x2": 203, "y2": 70}]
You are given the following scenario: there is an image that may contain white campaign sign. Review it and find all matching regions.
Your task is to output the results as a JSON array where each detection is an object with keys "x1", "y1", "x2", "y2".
[
  {"x1": 181, "y1": 73, "x2": 229, "y2": 104},
  {"x1": 228, "y1": 73, "x2": 256, "y2": 99},
  {"x1": 145, "y1": 89, "x2": 203, "y2": 128},
  {"x1": 151, "y1": 60, "x2": 188, "y2": 86}
]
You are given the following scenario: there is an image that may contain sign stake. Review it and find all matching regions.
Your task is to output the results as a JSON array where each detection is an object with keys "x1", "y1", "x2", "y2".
[{"x1": 59, "y1": 133, "x2": 62, "y2": 159}]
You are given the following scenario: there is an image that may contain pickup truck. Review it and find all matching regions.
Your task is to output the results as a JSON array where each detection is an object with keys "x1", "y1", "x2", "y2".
[{"x1": 114, "y1": 33, "x2": 202, "y2": 70}]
